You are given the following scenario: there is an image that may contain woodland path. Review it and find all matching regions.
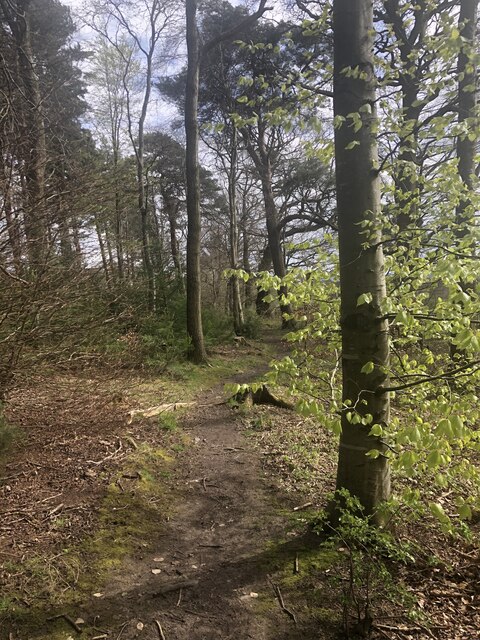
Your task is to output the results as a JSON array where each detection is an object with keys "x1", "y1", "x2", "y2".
[
  {"x1": 75, "y1": 370, "x2": 323, "y2": 640},
  {"x1": 1, "y1": 331, "x2": 334, "y2": 640}
]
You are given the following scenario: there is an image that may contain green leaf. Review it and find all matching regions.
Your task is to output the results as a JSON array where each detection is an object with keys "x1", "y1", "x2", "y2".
[
  {"x1": 361, "y1": 361, "x2": 375, "y2": 374},
  {"x1": 345, "y1": 140, "x2": 360, "y2": 150},
  {"x1": 357, "y1": 292, "x2": 373, "y2": 306},
  {"x1": 427, "y1": 449, "x2": 442, "y2": 469},
  {"x1": 429, "y1": 502, "x2": 450, "y2": 523},
  {"x1": 458, "y1": 503, "x2": 472, "y2": 520},
  {"x1": 369, "y1": 423, "x2": 383, "y2": 437}
]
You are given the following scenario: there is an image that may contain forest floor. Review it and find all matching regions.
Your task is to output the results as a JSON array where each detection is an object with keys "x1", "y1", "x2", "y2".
[{"x1": 0, "y1": 329, "x2": 478, "y2": 640}]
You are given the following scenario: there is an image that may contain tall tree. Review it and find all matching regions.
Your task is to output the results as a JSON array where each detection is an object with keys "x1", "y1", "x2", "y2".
[
  {"x1": 184, "y1": 0, "x2": 269, "y2": 363},
  {"x1": 456, "y1": 0, "x2": 478, "y2": 225},
  {"x1": 333, "y1": 0, "x2": 391, "y2": 520},
  {"x1": 85, "y1": 0, "x2": 180, "y2": 310},
  {"x1": 0, "y1": 0, "x2": 47, "y2": 268}
]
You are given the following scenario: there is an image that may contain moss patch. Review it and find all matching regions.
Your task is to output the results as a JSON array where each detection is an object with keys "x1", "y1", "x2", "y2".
[{"x1": 2, "y1": 441, "x2": 174, "y2": 636}]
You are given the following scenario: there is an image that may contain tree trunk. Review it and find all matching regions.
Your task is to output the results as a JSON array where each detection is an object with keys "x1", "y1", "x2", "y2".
[
  {"x1": 113, "y1": 151, "x2": 124, "y2": 281},
  {"x1": 451, "y1": 0, "x2": 478, "y2": 361},
  {"x1": 164, "y1": 193, "x2": 185, "y2": 292},
  {"x1": 456, "y1": 0, "x2": 478, "y2": 214},
  {"x1": 383, "y1": 0, "x2": 425, "y2": 235},
  {"x1": 1, "y1": 160, "x2": 23, "y2": 275},
  {"x1": 227, "y1": 127, "x2": 245, "y2": 334},
  {"x1": 244, "y1": 127, "x2": 294, "y2": 328},
  {"x1": 333, "y1": 0, "x2": 391, "y2": 522},
  {"x1": 2, "y1": 0, "x2": 48, "y2": 269},
  {"x1": 185, "y1": 0, "x2": 208, "y2": 363},
  {"x1": 255, "y1": 244, "x2": 272, "y2": 316},
  {"x1": 242, "y1": 227, "x2": 255, "y2": 307},
  {"x1": 93, "y1": 212, "x2": 111, "y2": 286}
]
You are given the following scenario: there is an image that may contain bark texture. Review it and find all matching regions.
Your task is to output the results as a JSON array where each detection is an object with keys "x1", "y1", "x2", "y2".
[
  {"x1": 456, "y1": 0, "x2": 478, "y2": 209},
  {"x1": 244, "y1": 127, "x2": 294, "y2": 327},
  {"x1": 185, "y1": 0, "x2": 208, "y2": 363},
  {"x1": 1, "y1": 0, "x2": 48, "y2": 269},
  {"x1": 227, "y1": 128, "x2": 245, "y2": 334},
  {"x1": 333, "y1": 0, "x2": 391, "y2": 521}
]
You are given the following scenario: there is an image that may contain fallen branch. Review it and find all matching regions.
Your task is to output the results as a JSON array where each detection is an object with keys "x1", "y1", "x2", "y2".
[
  {"x1": 271, "y1": 582, "x2": 297, "y2": 624},
  {"x1": 128, "y1": 402, "x2": 195, "y2": 422},
  {"x1": 293, "y1": 502, "x2": 313, "y2": 512},
  {"x1": 46, "y1": 613, "x2": 82, "y2": 633}
]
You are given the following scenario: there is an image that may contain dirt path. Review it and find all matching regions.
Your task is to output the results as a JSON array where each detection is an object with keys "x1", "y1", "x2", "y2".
[
  {"x1": 80, "y1": 383, "x2": 312, "y2": 640},
  {"x1": 2, "y1": 335, "x2": 337, "y2": 640}
]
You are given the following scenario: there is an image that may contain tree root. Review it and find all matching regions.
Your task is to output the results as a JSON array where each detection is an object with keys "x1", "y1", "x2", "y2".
[{"x1": 235, "y1": 385, "x2": 294, "y2": 410}]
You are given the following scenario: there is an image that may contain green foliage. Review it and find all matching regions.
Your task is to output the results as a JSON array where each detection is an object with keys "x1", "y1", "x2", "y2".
[
  {"x1": 201, "y1": 305, "x2": 234, "y2": 346},
  {"x1": 157, "y1": 412, "x2": 178, "y2": 432},
  {"x1": 240, "y1": 309, "x2": 261, "y2": 339},
  {"x1": 315, "y1": 491, "x2": 418, "y2": 635}
]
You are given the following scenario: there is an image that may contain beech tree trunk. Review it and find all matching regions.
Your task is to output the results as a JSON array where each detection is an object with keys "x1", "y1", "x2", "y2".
[
  {"x1": 451, "y1": 0, "x2": 478, "y2": 361},
  {"x1": 185, "y1": 0, "x2": 208, "y2": 363},
  {"x1": 333, "y1": 0, "x2": 391, "y2": 521},
  {"x1": 456, "y1": 0, "x2": 478, "y2": 213}
]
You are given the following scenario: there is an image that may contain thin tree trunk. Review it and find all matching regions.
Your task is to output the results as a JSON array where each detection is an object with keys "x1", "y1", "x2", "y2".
[
  {"x1": 185, "y1": 0, "x2": 208, "y2": 363},
  {"x1": 383, "y1": 0, "x2": 425, "y2": 234},
  {"x1": 333, "y1": 0, "x2": 391, "y2": 522},
  {"x1": 228, "y1": 127, "x2": 245, "y2": 334},
  {"x1": 94, "y1": 212, "x2": 111, "y2": 286},
  {"x1": 242, "y1": 226, "x2": 254, "y2": 307},
  {"x1": 164, "y1": 194, "x2": 185, "y2": 292},
  {"x1": 184, "y1": 0, "x2": 268, "y2": 360},
  {"x1": 1, "y1": 165, "x2": 23, "y2": 275},
  {"x1": 113, "y1": 151, "x2": 124, "y2": 281}
]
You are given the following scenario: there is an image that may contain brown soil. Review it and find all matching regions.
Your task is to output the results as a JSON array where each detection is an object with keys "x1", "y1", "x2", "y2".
[{"x1": 1, "y1": 336, "x2": 479, "y2": 640}]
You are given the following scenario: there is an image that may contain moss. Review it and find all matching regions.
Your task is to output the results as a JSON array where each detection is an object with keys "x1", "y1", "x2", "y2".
[
  {"x1": 252, "y1": 538, "x2": 340, "y2": 627},
  {"x1": 2, "y1": 440, "x2": 176, "y2": 637}
]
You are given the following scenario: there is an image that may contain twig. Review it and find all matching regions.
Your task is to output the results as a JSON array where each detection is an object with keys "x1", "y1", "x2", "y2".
[
  {"x1": 271, "y1": 582, "x2": 297, "y2": 624},
  {"x1": 374, "y1": 623, "x2": 438, "y2": 637},
  {"x1": 202, "y1": 476, "x2": 207, "y2": 492},
  {"x1": 116, "y1": 621, "x2": 129, "y2": 640},
  {"x1": 176, "y1": 588, "x2": 182, "y2": 607},
  {"x1": 199, "y1": 544, "x2": 223, "y2": 548},
  {"x1": 87, "y1": 441, "x2": 123, "y2": 466},
  {"x1": 155, "y1": 620, "x2": 166, "y2": 640},
  {"x1": 46, "y1": 503, "x2": 64, "y2": 519},
  {"x1": 294, "y1": 553, "x2": 299, "y2": 574},
  {"x1": 46, "y1": 613, "x2": 82, "y2": 633},
  {"x1": 293, "y1": 502, "x2": 313, "y2": 512}
]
